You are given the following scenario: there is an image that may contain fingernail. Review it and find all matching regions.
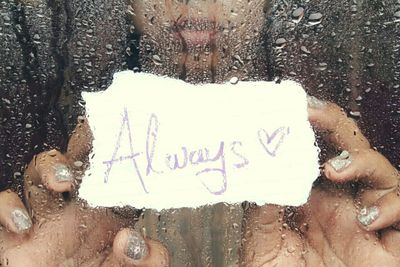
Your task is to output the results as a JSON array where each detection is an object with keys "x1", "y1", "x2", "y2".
[
  {"x1": 54, "y1": 164, "x2": 73, "y2": 182},
  {"x1": 126, "y1": 231, "x2": 148, "y2": 261},
  {"x1": 307, "y1": 95, "x2": 327, "y2": 109},
  {"x1": 11, "y1": 209, "x2": 32, "y2": 232},
  {"x1": 358, "y1": 206, "x2": 379, "y2": 226},
  {"x1": 329, "y1": 150, "x2": 352, "y2": 172}
]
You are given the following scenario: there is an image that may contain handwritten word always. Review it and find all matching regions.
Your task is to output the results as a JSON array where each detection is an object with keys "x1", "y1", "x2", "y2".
[{"x1": 103, "y1": 108, "x2": 289, "y2": 195}]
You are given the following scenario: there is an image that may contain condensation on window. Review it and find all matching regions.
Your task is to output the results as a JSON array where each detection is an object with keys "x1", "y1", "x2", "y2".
[{"x1": 0, "y1": 0, "x2": 399, "y2": 266}]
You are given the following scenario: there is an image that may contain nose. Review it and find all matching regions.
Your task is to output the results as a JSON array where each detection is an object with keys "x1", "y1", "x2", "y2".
[{"x1": 166, "y1": 0, "x2": 223, "y2": 18}]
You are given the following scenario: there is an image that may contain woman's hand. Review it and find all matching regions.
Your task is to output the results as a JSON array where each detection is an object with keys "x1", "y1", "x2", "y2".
[
  {"x1": 240, "y1": 97, "x2": 400, "y2": 266},
  {"x1": 0, "y1": 117, "x2": 169, "y2": 266}
]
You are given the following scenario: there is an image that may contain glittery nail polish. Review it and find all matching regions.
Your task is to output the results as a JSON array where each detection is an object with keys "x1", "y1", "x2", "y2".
[
  {"x1": 307, "y1": 95, "x2": 327, "y2": 109},
  {"x1": 358, "y1": 206, "x2": 379, "y2": 226},
  {"x1": 11, "y1": 209, "x2": 32, "y2": 232},
  {"x1": 126, "y1": 231, "x2": 148, "y2": 261},
  {"x1": 329, "y1": 150, "x2": 352, "y2": 172},
  {"x1": 54, "y1": 164, "x2": 73, "y2": 182}
]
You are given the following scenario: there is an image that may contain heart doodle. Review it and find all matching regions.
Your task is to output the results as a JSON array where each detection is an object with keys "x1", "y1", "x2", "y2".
[{"x1": 258, "y1": 127, "x2": 290, "y2": 157}]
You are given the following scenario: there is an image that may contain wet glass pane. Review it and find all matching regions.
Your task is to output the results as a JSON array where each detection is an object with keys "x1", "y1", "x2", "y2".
[{"x1": 0, "y1": 0, "x2": 399, "y2": 266}]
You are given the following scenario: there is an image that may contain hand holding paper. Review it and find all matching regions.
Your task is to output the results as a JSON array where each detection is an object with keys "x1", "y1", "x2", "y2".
[{"x1": 79, "y1": 71, "x2": 320, "y2": 209}]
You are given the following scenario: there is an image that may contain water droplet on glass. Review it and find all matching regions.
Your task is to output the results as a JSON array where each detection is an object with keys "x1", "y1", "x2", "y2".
[
  {"x1": 287, "y1": 246, "x2": 296, "y2": 253},
  {"x1": 350, "y1": 110, "x2": 361, "y2": 117},
  {"x1": 229, "y1": 77, "x2": 239, "y2": 85},
  {"x1": 316, "y1": 62, "x2": 328, "y2": 71},
  {"x1": 152, "y1": 54, "x2": 162, "y2": 65},
  {"x1": 2, "y1": 98, "x2": 11, "y2": 105},
  {"x1": 308, "y1": 13, "x2": 323, "y2": 25},
  {"x1": 13, "y1": 172, "x2": 22, "y2": 179},
  {"x1": 126, "y1": 47, "x2": 132, "y2": 56},
  {"x1": 74, "y1": 161, "x2": 83, "y2": 168},
  {"x1": 292, "y1": 7, "x2": 304, "y2": 18},
  {"x1": 33, "y1": 34, "x2": 41, "y2": 43},
  {"x1": 301, "y1": 46, "x2": 310, "y2": 54},
  {"x1": 233, "y1": 54, "x2": 244, "y2": 65},
  {"x1": 275, "y1": 38, "x2": 287, "y2": 48},
  {"x1": 292, "y1": 7, "x2": 304, "y2": 23}
]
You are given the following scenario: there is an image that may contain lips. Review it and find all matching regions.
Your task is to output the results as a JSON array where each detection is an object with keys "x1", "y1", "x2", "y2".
[{"x1": 171, "y1": 19, "x2": 222, "y2": 46}]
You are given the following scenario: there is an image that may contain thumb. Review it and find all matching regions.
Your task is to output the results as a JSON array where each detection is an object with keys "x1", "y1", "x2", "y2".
[{"x1": 101, "y1": 228, "x2": 169, "y2": 267}]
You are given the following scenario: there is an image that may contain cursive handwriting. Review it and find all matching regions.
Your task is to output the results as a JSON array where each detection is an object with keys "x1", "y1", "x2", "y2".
[{"x1": 103, "y1": 108, "x2": 289, "y2": 195}]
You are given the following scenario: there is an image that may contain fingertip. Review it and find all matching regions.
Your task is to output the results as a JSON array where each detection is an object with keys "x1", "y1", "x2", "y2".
[
  {"x1": 326, "y1": 149, "x2": 398, "y2": 192},
  {"x1": 45, "y1": 164, "x2": 75, "y2": 193},
  {"x1": 0, "y1": 190, "x2": 32, "y2": 234},
  {"x1": 113, "y1": 228, "x2": 148, "y2": 264},
  {"x1": 9, "y1": 208, "x2": 32, "y2": 234},
  {"x1": 307, "y1": 95, "x2": 328, "y2": 109},
  {"x1": 323, "y1": 151, "x2": 360, "y2": 183},
  {"x1": 34, "y1": 153, "x2": 75, "y2": 193},
  {"x1": 357, "y1": 206, "x2": 381, "y2": 231},
  {"x1": 113, "y1": 228, "x2": 169, "y2": 267},
  {"x1": 306, "y1": 97, "x2": 337, "y2": 122},
  {"x1": 359, "y1": 193, "x2": 400, "y2": 231},
  {"x1": 307, "y1": 107, "x2": 319, "y2": 123},
  {"x1": 46, "y1": 179, "x2": 75, "y2": 193},
  {"x1": 307, "y1": 98, "x2": 371, "y2": 151},
  {"x1": 323, "y1": 161, "x2": 352, "y2": 183},
  {"x1": 322, "y1": 163, "x2": 334, "y2": 180}
]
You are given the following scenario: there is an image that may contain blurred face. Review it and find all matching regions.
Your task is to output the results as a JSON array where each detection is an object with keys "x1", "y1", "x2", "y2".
[{"x1": 132, "y1": 0, "x2": 269, "y2": 83}]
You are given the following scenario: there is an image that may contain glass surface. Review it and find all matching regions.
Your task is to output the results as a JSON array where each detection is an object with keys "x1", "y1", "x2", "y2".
[{"x1": 0, "y1": 0, "x2": 399, "y2": 266}]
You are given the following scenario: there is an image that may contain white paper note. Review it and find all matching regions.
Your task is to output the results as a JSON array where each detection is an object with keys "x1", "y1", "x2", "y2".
[{"x1": 79, "y1": 71, "x2": 320, "y2": 210}]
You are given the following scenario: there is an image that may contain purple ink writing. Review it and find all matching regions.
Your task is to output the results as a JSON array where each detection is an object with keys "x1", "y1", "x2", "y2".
[
  {"x1": 146, "y1": 113, "x2": 163, "y2": 176},
  {"x1": 195, "y1": 141, "x2": 227, "y2": 195},
  {"x1": 230, "y1": 141, "x2": 249, "y2": 168},
  {"x1": 166, "y1": 147, "x2": 189, "y2": 170},
  {"x1": 103, "y1": 108, "x2": 290, "y2": 196},
  {"x1": 103, "y1": 108, "x2": 149, "y2": 193},
  {"x1": 166, "y1": 143, "x2": 227, "y2": 194},
  {"x1": 258, "y1": 127, "x2": 290, "y2": 157}
]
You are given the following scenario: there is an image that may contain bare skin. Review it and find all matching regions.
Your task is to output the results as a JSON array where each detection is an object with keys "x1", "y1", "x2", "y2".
[
  {"x1": 132, "y1": 2, "x2": 400, "y2": 265},
  {"x1": 241, "y1": 101, "x2": 400, "y2": 266},
  {"x1": 1, "y1": 0, "x2": 399, "y2": 266},
  {"x1": 0, "y1": 118, "x2": 169, "y2": 266},
  {"x1": 1, "y1": 99, "x2": 398, "y2": 266}
]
